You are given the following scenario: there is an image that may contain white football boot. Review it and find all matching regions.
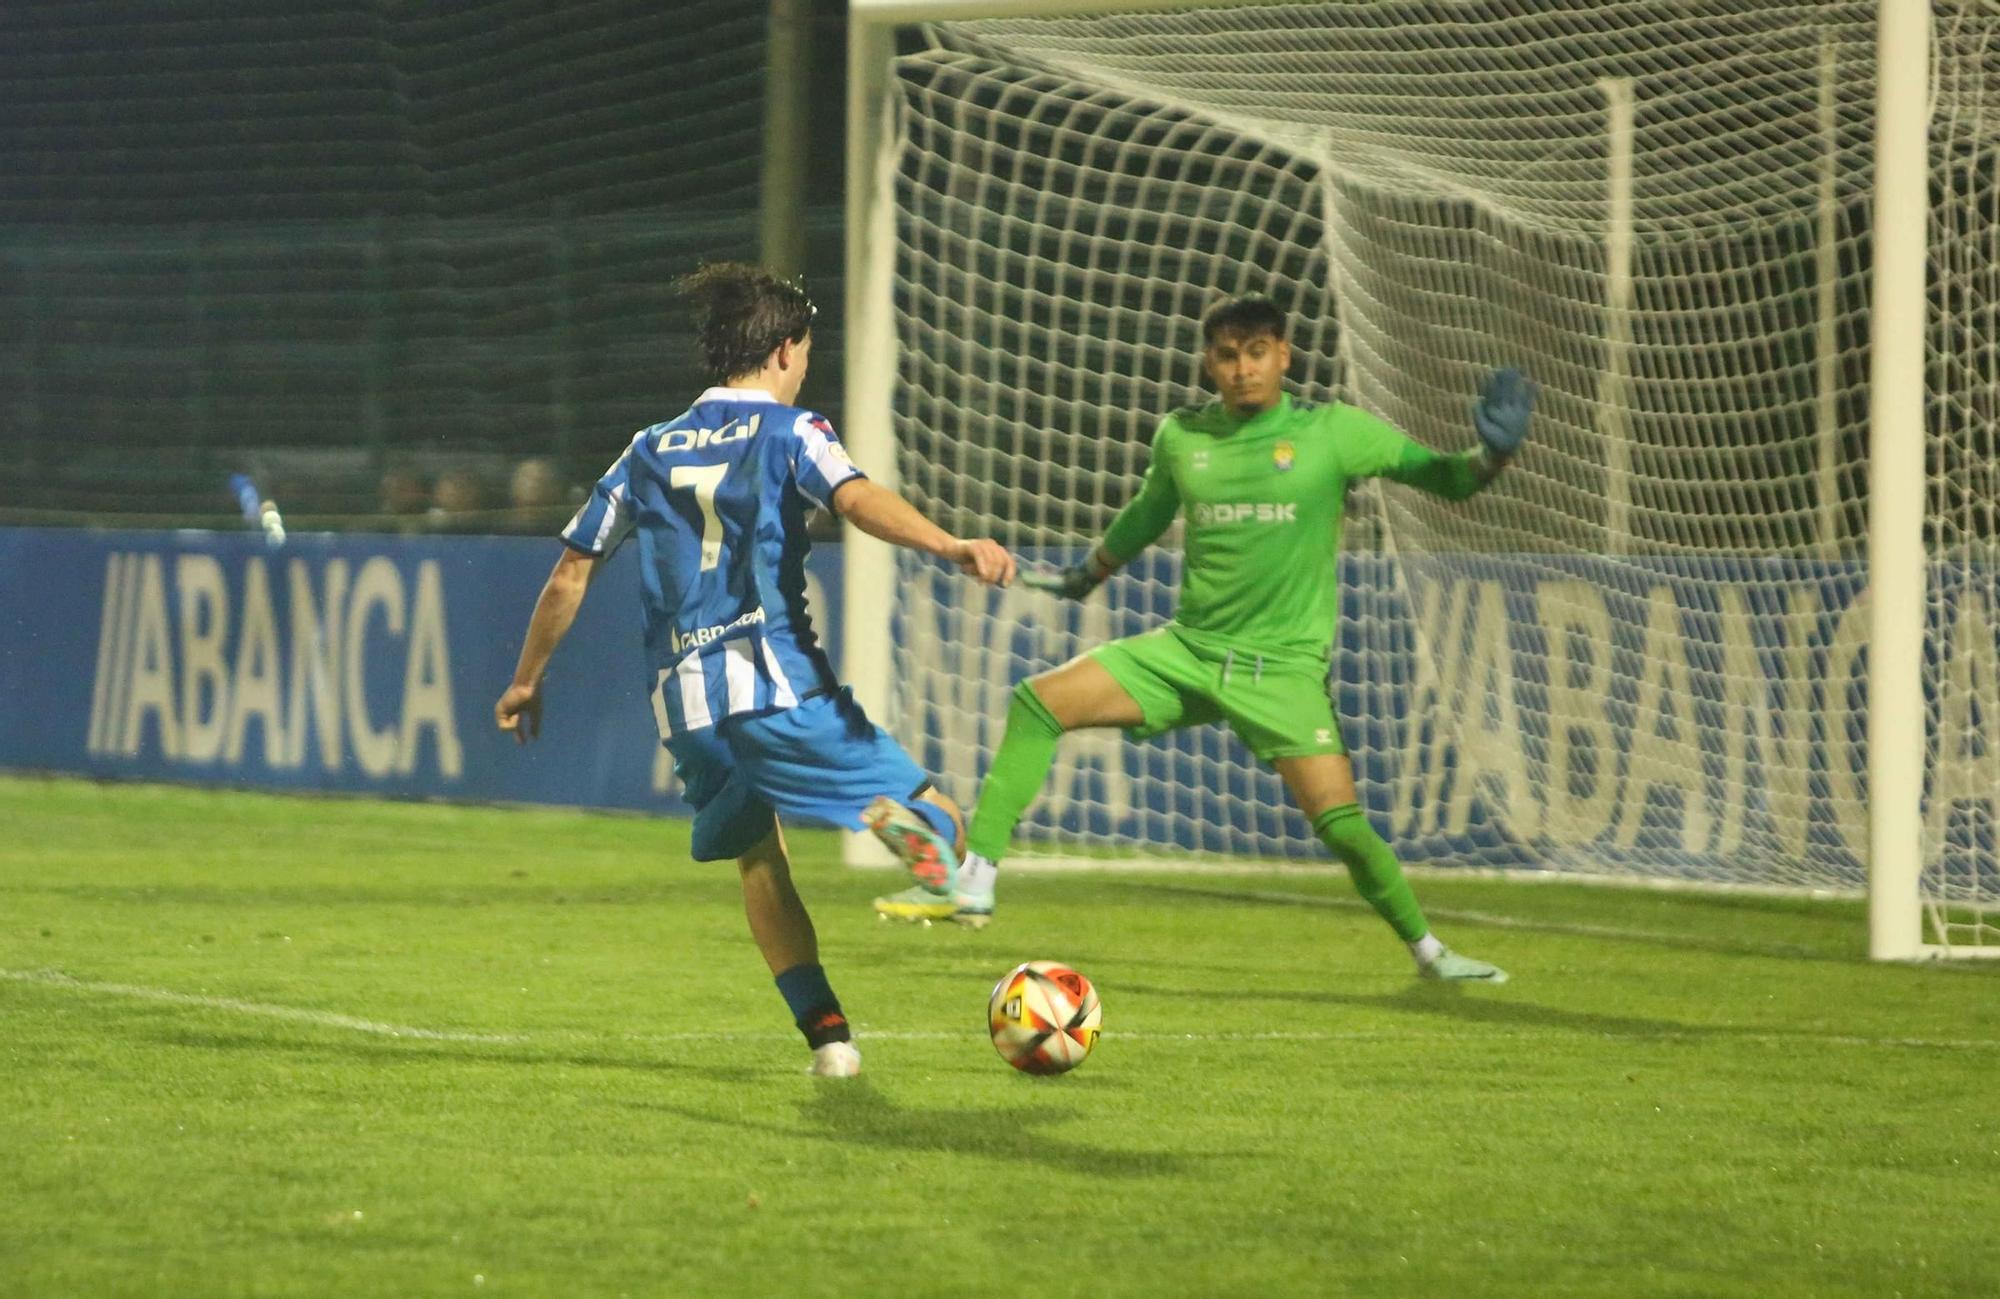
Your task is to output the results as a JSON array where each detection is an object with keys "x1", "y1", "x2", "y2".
[{"x1": 1419, "y1": 948, "x2": 1510, "y2": 983}]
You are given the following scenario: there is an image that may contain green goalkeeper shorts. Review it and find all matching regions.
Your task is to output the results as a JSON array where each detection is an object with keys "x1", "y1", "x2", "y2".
[{"x1": 1088, "y1": 625, "x2": 1345, "y2": 761}]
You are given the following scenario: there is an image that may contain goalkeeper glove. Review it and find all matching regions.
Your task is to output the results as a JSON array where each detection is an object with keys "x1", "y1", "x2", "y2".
[
  {"x1": 1473, "y1": 367, "x2": 1534, "y2": 459},
  {"x1": 1022, "y1": 549, "x2": 1115, "y2": 599}
]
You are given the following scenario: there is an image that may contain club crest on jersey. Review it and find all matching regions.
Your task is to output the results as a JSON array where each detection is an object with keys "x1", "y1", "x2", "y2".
[{"x1": 1273, "y1": 440, "x2": 1295, "y2": 472}]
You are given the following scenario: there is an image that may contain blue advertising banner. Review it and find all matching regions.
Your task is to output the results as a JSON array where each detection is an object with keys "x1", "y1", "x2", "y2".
[
  {"x1": 891, "y1": 550, "x2": 1995, "y2": 887},
  {"x1": 7, "y1": 526, "x2": 1996, "y2": 891},
  {"x1": 0, "y1": 527, "x2": 842, "y2": 815}
]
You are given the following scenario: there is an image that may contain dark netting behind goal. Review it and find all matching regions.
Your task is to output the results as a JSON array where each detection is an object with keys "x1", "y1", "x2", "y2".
[{"x1": 0, "y1": 1, "x2": 785, "y2": 529}]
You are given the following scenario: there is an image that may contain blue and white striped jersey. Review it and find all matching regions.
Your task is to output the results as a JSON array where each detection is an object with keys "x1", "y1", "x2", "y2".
[{"x1": 561, "y1": 386, "x2": 864, "y2": 737}]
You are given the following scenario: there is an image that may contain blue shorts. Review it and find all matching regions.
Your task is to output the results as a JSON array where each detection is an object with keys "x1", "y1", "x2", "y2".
[{"x1": 667, "y1": 690, "x2": 931, "y2": 862}]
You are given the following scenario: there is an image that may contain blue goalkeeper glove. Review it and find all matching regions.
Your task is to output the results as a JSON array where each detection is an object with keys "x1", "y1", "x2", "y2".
[{"x1": 1473, "y1": 367, "x2": 1534, "y2": 458}]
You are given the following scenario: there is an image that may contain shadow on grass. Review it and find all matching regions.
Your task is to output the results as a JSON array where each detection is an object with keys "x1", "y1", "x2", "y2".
[
  {"x1": 1114, "y1": 880, "x2": 1857, "y2": 964},
  {"x1": 625, "y1": 1081, "x2": 1212, "y2": 1180},
  {"x1": 1111, "y1": 977, "x2": 1726, "y2": 1041},
  {"x1": 1109, "y1": 978, "x2": 1998, "y2": 1048},
  {"x1": 137, "y1": 1026, "x2": 767, "y2": 1085}
]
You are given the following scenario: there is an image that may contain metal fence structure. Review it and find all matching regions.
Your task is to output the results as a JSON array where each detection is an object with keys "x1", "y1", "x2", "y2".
[{"x1": 0, "y1": 0, "x2": 847, "y2": 531}]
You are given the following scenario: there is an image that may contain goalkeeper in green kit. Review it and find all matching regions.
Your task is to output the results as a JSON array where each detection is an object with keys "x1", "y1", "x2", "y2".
[{"x1": 875, "y1": 294, "x2": 1530, "y2": 982}]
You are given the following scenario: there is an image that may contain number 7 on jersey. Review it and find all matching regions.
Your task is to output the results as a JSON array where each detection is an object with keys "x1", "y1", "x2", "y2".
[{"x1": 670, "y1": 463, "x2": 730, "y2": 571}]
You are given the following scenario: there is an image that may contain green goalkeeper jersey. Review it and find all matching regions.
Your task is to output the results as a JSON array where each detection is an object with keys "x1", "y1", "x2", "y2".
[{"x1": 1099, "y1": 393, "x2": 1491, "y2": 666}]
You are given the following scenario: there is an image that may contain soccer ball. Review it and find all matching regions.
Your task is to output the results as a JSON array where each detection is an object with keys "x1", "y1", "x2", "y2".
[{"x1": 987, "y1": 961, "x2": 1102, "y2": 1075}]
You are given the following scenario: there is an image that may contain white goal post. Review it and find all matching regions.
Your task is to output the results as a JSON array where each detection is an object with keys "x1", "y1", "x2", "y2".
[{"x1": 844, "y1": 0, "x2": 2000, "y2": 960}]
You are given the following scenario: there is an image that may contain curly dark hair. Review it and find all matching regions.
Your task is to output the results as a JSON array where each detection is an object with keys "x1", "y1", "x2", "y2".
[
  {"x1": 1200, "y1": 293, "x2": 1288, "y2": 345},
  {"x1": 674, "y1": 262, "x2": 817, "y2": 384}
]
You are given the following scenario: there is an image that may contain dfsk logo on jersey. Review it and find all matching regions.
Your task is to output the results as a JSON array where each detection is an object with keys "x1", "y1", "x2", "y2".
[{"x1": 1192, "y1": 501, "x2": 1298, "y2": 525}]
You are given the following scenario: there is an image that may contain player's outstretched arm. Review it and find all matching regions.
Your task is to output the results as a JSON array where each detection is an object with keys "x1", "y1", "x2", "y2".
[
  {"x1": 1020, "y1": 544, "x2": 1120, "y2": 599},
  {"x1": 496, "y1": 546, "x2": 602, "y2": 744},
  {"x1": 831, "y1": 478, "x2": 1016, "y2": 588},
  {"x1": 1373, "y1": 367, "x2": 1536, "y2": 501}
]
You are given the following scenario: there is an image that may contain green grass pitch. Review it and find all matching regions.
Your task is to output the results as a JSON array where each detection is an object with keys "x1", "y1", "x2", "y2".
[{"x1": 2, "y1": 775, "x2": 1995, "y2": 1298}]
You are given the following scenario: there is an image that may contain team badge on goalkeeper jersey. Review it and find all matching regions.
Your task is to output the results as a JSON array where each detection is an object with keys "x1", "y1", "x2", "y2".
[{"x1": 1272, "y1": 440, "x2": 1295, "y2": 472}]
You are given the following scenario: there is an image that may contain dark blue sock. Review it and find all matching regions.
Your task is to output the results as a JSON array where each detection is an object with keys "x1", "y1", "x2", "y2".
[{"x1": 774, "y1": 962, "x2": 848, "y2": 1046}]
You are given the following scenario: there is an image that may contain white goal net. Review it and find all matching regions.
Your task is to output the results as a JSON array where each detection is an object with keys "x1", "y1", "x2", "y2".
[{"x1": 860, "y1": 1, "x2": 2000, "y2": 951}]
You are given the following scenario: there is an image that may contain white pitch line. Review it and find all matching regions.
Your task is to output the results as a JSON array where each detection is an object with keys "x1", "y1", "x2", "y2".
[
  {"x1": 0, "y1": 968, "x2": 1343, "y2": 1045},
  {"x1": 0, "y1": 969, "x2": 522, "y2": 1044},
  {"x1": 5, "y1": 967, "x2": 1995, "y2": 1053}
]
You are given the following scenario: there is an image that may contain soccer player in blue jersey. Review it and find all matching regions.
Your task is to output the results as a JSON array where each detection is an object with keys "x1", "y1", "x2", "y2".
[{"x1": 495, "y1": 262, "x2": 1015, "y2": 1077}]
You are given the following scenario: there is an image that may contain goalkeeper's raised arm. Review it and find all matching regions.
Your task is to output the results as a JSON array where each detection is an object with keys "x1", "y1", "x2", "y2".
[
  {"x1": 1031, "y1": 349, "x2": 1531, "y2": 603},
  {"x1": 888, "y1": 290, "x2": 1532, "y2": 988}
]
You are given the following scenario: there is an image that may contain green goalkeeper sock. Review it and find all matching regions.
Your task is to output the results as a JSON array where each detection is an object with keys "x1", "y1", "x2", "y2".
[
  {"x1": 1312, "y1": 803, "x2": 1429, "y2": 943},
  {"x1": 965, "y1": 681, "x2": 1067, "y2": 863}
]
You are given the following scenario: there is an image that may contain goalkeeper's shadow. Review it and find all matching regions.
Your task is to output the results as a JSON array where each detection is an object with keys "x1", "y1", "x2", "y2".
[
  {"x1": 1365, "y1": 979, "x2": 1963, "y2": 1050},
  {"x1": 1346, "y1": 981, "x2": 1730, "y2": 1042},
  {"x1": 1114, "y1": 880, "x2": 1849, "y2": 965},
  {"x1": 1112, "y1": 977, "x2": 1745, "y2": 1043}
]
